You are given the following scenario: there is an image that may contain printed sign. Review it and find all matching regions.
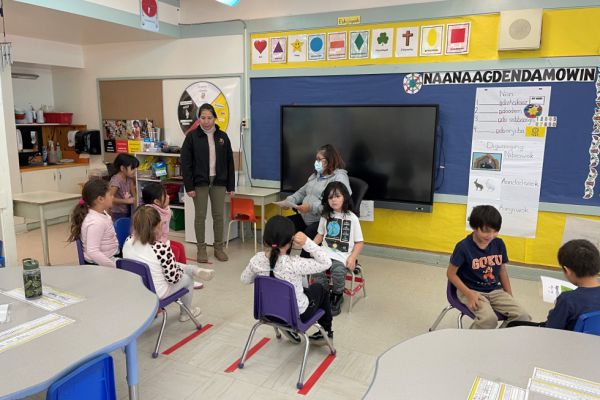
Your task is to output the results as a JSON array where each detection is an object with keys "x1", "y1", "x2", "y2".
[
  {"x1": 327, "y1": 32, "x2": 347, "y2": 60},
  {"x1": 251, "y1": 38, "x2": 269, "y2": 64},
  {"x1": 288, "y1": 34, "x2": 307, "y2": 62},
  {"x1": 370, "y1": 28, "x2": 393, "y2": 59},
  {"x1": 395, "y1": 26, "x2": 419, "y2": 57},
  {"x1": 349, "y1": 30, "x2": 369, "y2": 59},
  {"x1": 270, "y1": 37, "x2": 287, "y2": 63},
  {"x1": 308, "y1": 33, "x2": 326, "y2": 61},
  {"x1": 420, "y1": 25, "x2": 444, "y2": 56},
  {"x1": 445, "y1": 22, "x2": 470, "y2": 54}
]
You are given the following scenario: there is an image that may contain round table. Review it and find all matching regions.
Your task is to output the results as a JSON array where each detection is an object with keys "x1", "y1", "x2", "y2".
[{"x1": 0, "y1": 266, "x2": 158, "y2": 400}]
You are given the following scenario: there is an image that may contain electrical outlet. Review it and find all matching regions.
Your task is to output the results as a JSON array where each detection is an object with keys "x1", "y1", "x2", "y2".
[{"x1": 241, "y1": 118, "x2": 248, "y2": 128}]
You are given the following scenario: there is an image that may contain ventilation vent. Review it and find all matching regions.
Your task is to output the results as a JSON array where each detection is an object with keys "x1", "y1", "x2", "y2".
[{"x1": 498, "y1": 9, "x2": 543, "y2": 51}]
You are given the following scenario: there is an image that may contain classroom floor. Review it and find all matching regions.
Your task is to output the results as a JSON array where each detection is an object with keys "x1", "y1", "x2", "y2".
[{"x1": 16, "y1": 222, "x2": 554, "y2": 400}]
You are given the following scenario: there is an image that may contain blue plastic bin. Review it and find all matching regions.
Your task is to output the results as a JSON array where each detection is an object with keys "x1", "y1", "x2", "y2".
[{"x1": 46, "y1": 353, "x2": 116, "y2": 400}]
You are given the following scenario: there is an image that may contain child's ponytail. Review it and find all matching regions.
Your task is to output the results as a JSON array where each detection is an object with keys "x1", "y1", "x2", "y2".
[
  {"x1": 263, "y1": 215, "x2": 295, "y2": 269},
  {"x1": 68, "y1": 179, "x2": 110, "y2": 242}
]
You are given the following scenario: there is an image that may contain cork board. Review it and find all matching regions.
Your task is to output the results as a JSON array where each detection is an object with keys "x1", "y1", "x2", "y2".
[{"x1": 99, "y1": 79, "x2": 163, "y2": 128}]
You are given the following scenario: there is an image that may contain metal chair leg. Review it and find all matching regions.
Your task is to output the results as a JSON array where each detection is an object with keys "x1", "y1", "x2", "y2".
[
  {"x1": 226, "y1": 220, "x2": 234, "y2": 249},
  {"x1": 348, "y1": 269, "x2": 355, "y2": 313},
  {"x1": 429, "y1": 305, "x2": 454, "y2": 332},
  {"x1": 315, "y1": 323, "x2": 336, "y2": 356},
  {"x1": 359, "y1": 268, "x2": 367, "y2": 298},
  {"x1": 241, "y1": 221, "x2": 245, "y2": 243},
  {"x1": 273, "y1": 327, "x2": 281, "y2": 339},
  {"x1": 253, "y1": 222, "x2": 257, "y2": 253},
  {"x1": 153, "y1": 307, "x2": 168, "y2": 358},
  {"x1": 238, "y1": 321, "x2": 263, "y2": 369},
  {"x1": 177, "y1": 300, "x2": 202, "y2": 330},
  {"x1": 458, "y1": 312, "x2": 464, "y2": 329},
  {"x1": 297, "y1": 332, "x2": 311, "y2": 389}
]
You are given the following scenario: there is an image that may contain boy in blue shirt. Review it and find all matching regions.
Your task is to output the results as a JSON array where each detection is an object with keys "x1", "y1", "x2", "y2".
[
  {"x1": 447, "y1": 205, "x2": 531, "y2": 329},
  {"x1": 510, "y1": 239, "x2": 600, "y2": 330}
]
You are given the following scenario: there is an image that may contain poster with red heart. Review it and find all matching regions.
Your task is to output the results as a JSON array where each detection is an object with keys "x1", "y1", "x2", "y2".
[{"x1": 252, "y1": 37, "x2": 269, "y2": 64}]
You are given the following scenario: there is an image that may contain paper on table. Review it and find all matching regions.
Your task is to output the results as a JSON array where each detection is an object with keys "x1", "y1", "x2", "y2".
[
  {"x1": 540, "y1": 276, "x2": 576, "y2": 304},
  {"x1": 1, "y1": 285, "x2": 85, "y2": 312},
  {"x1": 273, "y1": 200, "x2": 299, "y2": 209},
  {"x1": 468, "y1": 376, "x2": 527, "y2": 400},
  {"x1": 0, "y1": 313, "x2": 75, "y2": 354},
  {"x1": 0, "y1": 304, "x2": 8, "y2": 323},
  {"x1": 530, "y1": 368, "x2": 600, "y2": 398}
]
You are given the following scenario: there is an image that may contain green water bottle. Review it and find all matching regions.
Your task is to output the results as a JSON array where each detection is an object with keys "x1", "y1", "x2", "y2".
[{"x1": 23, "y1": 258, "x2": 43, "y2": 299}]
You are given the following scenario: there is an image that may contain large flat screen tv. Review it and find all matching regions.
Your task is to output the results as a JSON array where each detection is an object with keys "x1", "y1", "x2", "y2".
[{"x1": 280, "y1": 105, "x2": 439, "y2": 211}]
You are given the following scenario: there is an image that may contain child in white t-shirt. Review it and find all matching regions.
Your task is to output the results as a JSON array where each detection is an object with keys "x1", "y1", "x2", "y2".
[{"x1": 313, "y1": 181, "x2": 364, "y2": 315}]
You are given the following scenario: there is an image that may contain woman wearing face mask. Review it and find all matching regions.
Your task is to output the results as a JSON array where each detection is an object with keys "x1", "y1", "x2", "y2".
[
  {"x1": 285, "y1": 144, "x2": 351, "y2": 257},
  {"x1": 181, "y1": 103, "x2": 235, "y2": 264}
]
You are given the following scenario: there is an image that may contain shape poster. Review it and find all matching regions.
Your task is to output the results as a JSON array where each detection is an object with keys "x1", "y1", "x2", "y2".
[
  {"x1": 420, "y1": 25, "x2": 444, "y2": 56},
  {"x1": 252, "y1": 37, "x2": 269, "y2": 64},
  {"x1": 288, "y1": 34, "x2": 307, "y2": 62},
  {"x1": 270, "y1": 37, "x2": 287, "y2": 63},
  {"x1": 349, "y1": 30, "x2": 369, "y2": 59},
  {"x1": 327, "y1": 32, "x2": 347, "y2": 60},
  {"x1": 395, "y1": 26, "x2": 419, "y2": 57},
  {"x1": 370, "y1": 28, "x2": 393, "y2": 59},
  {"x1": 466, "y1": 86, "x2": 552, "y2": 238}
]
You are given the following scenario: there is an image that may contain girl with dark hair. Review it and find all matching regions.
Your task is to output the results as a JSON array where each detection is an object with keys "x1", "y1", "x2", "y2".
[
  {"x1": 283, "y1": 144, "x2": 352, "y2": 257},
  {"x1": 123, "y1": 207, "x2": 215, "y2": 322},
  {"x1": 181, "y1": 103, "x2": 235, "y2": 263},
  {"x1": 241, "y1": 215, "x2": 335, "y2": 344},
  {"x1": 313, "y1": 182, "x2": 364, "y2": 315},
  {"x1": 110, "y1": 153, "x2": 140, "y2": 221},
  {"x1": 68, "y1": 179, "x2": 119, "y2": 267}
]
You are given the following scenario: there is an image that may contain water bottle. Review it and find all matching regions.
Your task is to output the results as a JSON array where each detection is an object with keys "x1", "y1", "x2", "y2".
[
  {"x1": 22, "y1": 258, "x2": 43, "y2": 299},
  {"x1": 42, "y1": 146, "x2": 48, "y2": 165}
]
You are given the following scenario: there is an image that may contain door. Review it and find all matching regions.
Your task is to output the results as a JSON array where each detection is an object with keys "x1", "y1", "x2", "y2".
[
  {"x1": 21, "y1": 169, "x2": 58, "y2": 193},
  {"x1": 57, "y1": 166, "x2": 87, "y2": 194}
]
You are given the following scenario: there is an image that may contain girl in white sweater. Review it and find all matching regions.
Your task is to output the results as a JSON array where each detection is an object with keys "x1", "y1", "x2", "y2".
[
  {"x1": 241, "y1": 215, "x2": 334, "y2": 343},
  {"x1": 123, "y1": 206, "x2": 214, "y2": 322}
]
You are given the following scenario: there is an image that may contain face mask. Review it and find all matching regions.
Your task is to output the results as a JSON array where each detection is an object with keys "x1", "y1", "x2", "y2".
[{"x1": 314, "y1": 160, "x2": 324, "y2": 174}]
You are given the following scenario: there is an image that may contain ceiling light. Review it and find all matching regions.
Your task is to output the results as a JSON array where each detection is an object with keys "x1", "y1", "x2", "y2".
[{"x1": 216, "y1": 0, "x2": 240, "y2": 6}]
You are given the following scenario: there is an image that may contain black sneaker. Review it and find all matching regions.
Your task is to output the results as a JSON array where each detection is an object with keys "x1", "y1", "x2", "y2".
[
  {"x1": 309, "y1": 330, "x2": 334, "y2": 346},
  {"x1": 330, "y1": 292, "x2": 344, "y2": 316},
  {"x1": 281, "y1": 329, "x2": 301, "y2": 344}
]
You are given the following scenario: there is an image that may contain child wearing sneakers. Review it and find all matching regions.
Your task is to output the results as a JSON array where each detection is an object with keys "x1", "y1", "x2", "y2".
[
  {"x1": 447, "y1": 205, "x2": 531, "y2": 329},
  {"x1": 313, "y1": 181, "x2": 364, "y2": 316},
  {"x1": 241, "y1": 215, "x2": 334, "y2": 345},
  {"x1": 508, "y1": 239, "x2": 600, "y2": 330},
  {"x1": 123, "y1": 206, "x2": 214, "y2": 322}
]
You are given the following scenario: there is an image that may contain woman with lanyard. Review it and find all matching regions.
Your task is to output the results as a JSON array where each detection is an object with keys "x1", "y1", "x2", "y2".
[{"x1": 181, "y1": 103, "x2": 235, "y2": 263}]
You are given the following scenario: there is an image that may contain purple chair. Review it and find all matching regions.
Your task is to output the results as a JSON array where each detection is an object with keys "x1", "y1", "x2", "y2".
[
  {"x1": 76, "y1": 239, "x2": 86, "y2": 265},
  {"x1": 116, "y1": 258, "x2": 202, "y2": 358},
  {"x1": 238, "y1": 276, "x2": 336, "y2": 389},
  {"x1": 429, "y1": 281, "x2": 507, "y2": 331}
]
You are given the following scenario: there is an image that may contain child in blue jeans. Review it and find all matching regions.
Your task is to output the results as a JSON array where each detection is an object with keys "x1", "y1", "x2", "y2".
[{"x1": 313, "y1": 181, "x2": 364, "y2": 316}]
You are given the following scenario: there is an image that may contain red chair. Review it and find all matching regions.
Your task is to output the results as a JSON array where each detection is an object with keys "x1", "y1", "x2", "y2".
[{"x1": 226, "y1": 197, "x2": 257, "y2": 252}]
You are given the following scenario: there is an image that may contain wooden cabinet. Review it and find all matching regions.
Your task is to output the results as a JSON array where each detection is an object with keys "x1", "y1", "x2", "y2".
[{"x1": 21, "y1": 166, "x2": 88, "y2": 194}]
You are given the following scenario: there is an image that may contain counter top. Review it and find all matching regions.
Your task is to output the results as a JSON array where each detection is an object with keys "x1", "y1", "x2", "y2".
[{"x1": 20, "y1": 162, "x2": 89, "y2": 172}]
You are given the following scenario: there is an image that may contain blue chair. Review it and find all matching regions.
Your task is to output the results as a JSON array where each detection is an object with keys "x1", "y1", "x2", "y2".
[
  {"x1": 114, "y1": 218, "x2": 131, "y2": 249},
  {"x1": 429, "y1": 281, "x2": 507, "y2": 331},
  {"x1": 46, "y1": 353, "x2": 116, "y2": 400},
  {"x1": 574, "y1": 310, "x2": 600, "y2": 336},
  {"x1": 0, "y1": 239, "x2": 4, "y2": 267},
  {"x1": 76, "y1": 239, "x2": 86, "y2": 265},
  {"x1": 116, "y1": 258, "x2": 202, "y2": 358},
  {"x1": 238, "y1": 276, "x2": 336, "y2": 389}
]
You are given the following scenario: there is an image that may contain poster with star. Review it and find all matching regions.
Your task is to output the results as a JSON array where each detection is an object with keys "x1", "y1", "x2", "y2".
[
  {"x1": 349, "y1": 31, "x2": 369, "y2": 59},
  {"x1": 466, "y1": 86, "x2": 552, "y2": 238},
  {"x1": 395, "y1": 27, "x2": 419, "y2": 57},
  {"x1": 288, "y1": 34, "x2": 307, "y2": 62},
  {"x1": 370, "y1": 28, "x2": 393, "y2": 59},
  {"x1": 270, "y1": 37, "x2": 287, "y2": 63},
  {"x1": 252, "y1": 37, "x2": 269, "y2": 64},
  {"x1": 420, "y1": 25, "x2": 444, "y2": 56}
]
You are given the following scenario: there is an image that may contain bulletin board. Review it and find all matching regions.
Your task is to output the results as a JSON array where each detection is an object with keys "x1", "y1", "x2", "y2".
[{"x1": 250, "y1": 68, "x2": 599, "y2": 207}]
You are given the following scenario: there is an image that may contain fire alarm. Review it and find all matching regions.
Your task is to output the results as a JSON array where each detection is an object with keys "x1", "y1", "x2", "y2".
[{"x1": 142, "y1": 0, "x2": 157, "y2": 18}]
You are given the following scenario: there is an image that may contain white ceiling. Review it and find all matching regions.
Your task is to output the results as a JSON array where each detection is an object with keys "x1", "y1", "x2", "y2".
[
  {"x1": 3, "y1": 0, "x2": 169, "y2": 45},
  {"x1": 180, "y1": 0, "x2": 444, "y2": 24}
]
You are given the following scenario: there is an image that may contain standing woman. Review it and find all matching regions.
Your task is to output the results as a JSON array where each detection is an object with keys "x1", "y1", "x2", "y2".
[
  {"x1": 285, "y1": 144, "x2": 351, "y2": 256},
  {"x1": 181, "y1": 103, "x2": 235, "y2": 263}
]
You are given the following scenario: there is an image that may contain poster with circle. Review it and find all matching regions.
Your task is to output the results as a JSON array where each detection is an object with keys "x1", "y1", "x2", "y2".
[{"x1": 178, "y1": 81, "x2": 230, "y2": 136}]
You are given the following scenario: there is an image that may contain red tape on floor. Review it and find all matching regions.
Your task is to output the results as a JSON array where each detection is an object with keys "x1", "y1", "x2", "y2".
[
  {"x1": 297, "y1": 353, "x2": 336, "y2": 395},
  {"x1": 224, "y1": 337, "x2": 270, "y2": 373},
  {"x1": 162, "y1": 323, "x2": 213, "y2": 355}
]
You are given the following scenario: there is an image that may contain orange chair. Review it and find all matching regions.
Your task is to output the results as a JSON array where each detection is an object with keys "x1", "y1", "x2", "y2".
[{"x1": 226, "y1": 197, "x2": 258, "y2": 252}]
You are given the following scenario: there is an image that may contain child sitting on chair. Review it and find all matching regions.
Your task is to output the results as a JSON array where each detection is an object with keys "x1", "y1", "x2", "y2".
[
  {"x1": 447, "y1": 205, "x2": 531, "y2": 329},
  {"x1": 240, "y1": 215, "x2": 334, "y2": 344},
  {"x1": 312, "y1": 181, "x2": 364, "y2": 316},
  {"x1": 68, "y1": 179, "x2": 119, "y2": 267},
  {"x1": 123, "y1": 206, "x2": 214, "y2": 322},
  {"x1": 508, "y1": 239, "x2": 600, "y2": 330}
]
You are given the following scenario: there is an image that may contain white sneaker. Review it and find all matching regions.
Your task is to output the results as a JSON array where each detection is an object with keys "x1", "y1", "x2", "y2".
[
  {"x1": 179, "y1": 306, "x2": 202, "y2": 322},
  {"x1": 193, "y1": 267, "x2": 215, "y2": 282},
  {"x1": 193, "y1": 281, "x2": 204, "y2": 290}
]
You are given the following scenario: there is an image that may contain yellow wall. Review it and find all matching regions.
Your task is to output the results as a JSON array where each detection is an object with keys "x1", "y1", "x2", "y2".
[{"x1": 252, "y1": 8, "x2": 600, "y2": 70}]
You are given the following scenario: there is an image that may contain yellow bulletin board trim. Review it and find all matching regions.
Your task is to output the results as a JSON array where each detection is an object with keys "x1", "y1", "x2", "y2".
[
  {"x1": 251, "y1": 8, "x2": 600, "y2": 70},
  {"x1": 358, "y1": 202, "x2": 600, "y2": 268}
]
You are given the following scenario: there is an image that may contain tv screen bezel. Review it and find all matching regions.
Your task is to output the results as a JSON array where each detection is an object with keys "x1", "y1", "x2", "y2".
[{"x1": 279, "y1": 104, "x2": 439, "y2": 212}]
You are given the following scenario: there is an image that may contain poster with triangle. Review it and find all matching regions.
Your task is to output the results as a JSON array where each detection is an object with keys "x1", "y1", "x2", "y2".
[
  {"x1": 308, "y1": 33, "x2": 326, "y2": 61},
  {"x1": 327, "y1": 32, "x2": 347, "y2": 60},
  {"x1": 270, "y1": 37, "x2": 287, "y2": 63},
  {"x1": 252, "y1": 37, "x2": 269, "y2": 64},
  {"x1": 371, "y1": 28, "x2": 393, "y2": 59},
  {"x1": 349, "y1": 30, "x2": 369, "y2": 59},
  {"x1": 420, "y1": 25, "x2": 444, "y2": 56},
  {"x1": 395, "y1": 26, "x2": 419, "y2": 57},
  {"x1": 288, "y1": 34, "x2": 307, "y2": 62}
]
